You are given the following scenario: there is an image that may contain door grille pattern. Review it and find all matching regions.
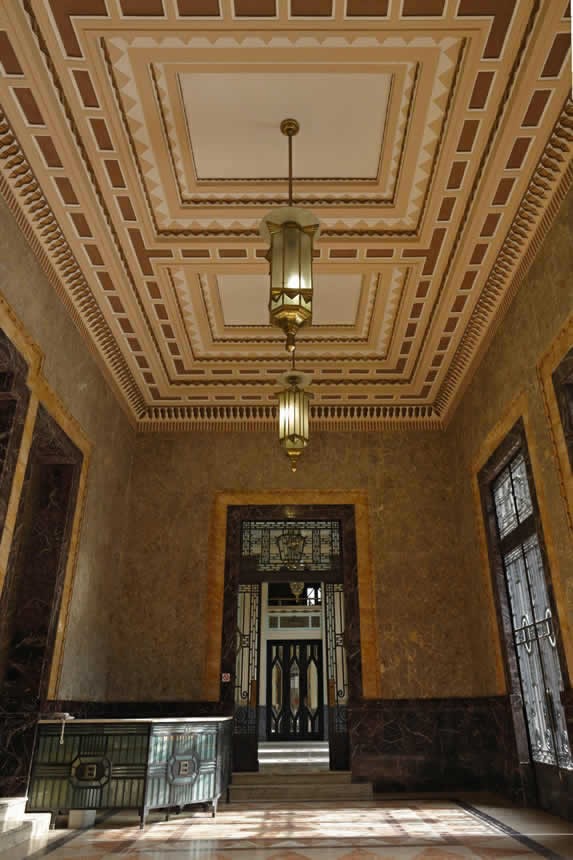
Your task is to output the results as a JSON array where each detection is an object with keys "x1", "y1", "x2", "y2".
[
  {"x1": 492, "y1": 454, "x2": 572, "y2": 770},
  {"x1": 325, "y1": 583, "x2": 348, "y2": 734},
  {"x1": 267, "y1": 641, "x2": 323, "y2": 740},
  {"x1": 234, "y1": 584, "x2": 260, "y2": 736}
]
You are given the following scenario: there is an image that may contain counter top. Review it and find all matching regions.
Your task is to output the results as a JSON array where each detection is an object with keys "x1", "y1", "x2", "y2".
[{"x1": 38, "y1": 716, "x2": 232, "y2": 724}]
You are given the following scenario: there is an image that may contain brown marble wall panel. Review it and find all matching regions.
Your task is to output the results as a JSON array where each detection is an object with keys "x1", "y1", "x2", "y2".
[
  {"x1": 0, "y1": 406, "x2": 82, "y2": 796},
  {"x1": 42, "y1": 699, "x2": 230, "y2": 718},
  {"x1": 0, "y1": 331, "x2": 29, "y2": 538},
  {"x1": 349, "y1": 696, "x2": 534, "y2": 800},
  {"x1": 0, "y1": 196, "x2": 135, "y2": 699}
]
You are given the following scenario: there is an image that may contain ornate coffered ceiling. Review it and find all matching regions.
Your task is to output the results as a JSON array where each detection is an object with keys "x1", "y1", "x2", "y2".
[{"x1": 0, "y1": 0, "x2": 571, "y2": 431}]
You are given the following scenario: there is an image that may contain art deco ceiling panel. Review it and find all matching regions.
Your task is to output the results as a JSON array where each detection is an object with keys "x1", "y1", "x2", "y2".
[{"x1": 0, "y1": 0, "x2": 571, "y2": 430}]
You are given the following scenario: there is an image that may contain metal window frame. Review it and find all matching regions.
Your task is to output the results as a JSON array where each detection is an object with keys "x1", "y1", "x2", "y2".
[{"x1": 478, "y1": 419, "x2": 571, "y2": 788}]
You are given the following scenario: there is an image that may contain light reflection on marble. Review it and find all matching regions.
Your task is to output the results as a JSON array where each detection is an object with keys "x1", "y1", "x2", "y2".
[{"x1": 36, "y1": 800, "x2": 569, "y2": 859}]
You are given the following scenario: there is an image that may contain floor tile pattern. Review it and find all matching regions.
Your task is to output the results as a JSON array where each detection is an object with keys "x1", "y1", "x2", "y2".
[{"x1": 34, "y1": 801, "x2": 571, "y2": 859}]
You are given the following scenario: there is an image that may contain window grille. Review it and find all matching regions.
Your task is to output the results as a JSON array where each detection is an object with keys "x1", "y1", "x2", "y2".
[{"x1": 491, "y1": 452, "x2": 572, "y2": 770}]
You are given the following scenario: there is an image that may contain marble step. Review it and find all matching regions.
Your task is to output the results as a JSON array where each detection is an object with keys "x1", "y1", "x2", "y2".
[
  {"x1": 258, "y1": 741, "x2": 330, "y2": 769},
  {"x1": 258, "y1": 742, "x2": 329, "y2": 753},
  {"x1": 233, "y1": 770, "x2": 352, "y2": 784},
  {"x1": 259, "y1": 761, "x2": 331, "y2": 770},
  {"x1": 0, "y1": 798, "x2": 28, "y2": 830},
  {"x1": 229, "y1": 779, "x2": 372, "y2": 803},
  {"x1": 0, "y1": 818, "x2": 50, "y2": 860}
]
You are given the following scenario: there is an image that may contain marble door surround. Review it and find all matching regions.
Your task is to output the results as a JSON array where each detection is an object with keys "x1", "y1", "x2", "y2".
[
  {"x1": 0, "y1": 320, "x2": 90, "y2": 798},
  {"x1": 203, "y1": 490, "x2": 380, "y2": 704}
]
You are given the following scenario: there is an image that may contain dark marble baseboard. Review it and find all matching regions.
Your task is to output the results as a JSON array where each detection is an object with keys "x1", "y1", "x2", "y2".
[
  {"x1": 41, "y1": 699, "x2": 232, "y2": 718},
  {"x1": 349, "y1": 695, "x2": 534, "y2": 802}
]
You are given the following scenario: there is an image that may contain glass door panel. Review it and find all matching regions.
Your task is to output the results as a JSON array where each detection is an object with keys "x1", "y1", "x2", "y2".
[{"x1": 266, "y1": 640, "x2": 323, "y2": 740}]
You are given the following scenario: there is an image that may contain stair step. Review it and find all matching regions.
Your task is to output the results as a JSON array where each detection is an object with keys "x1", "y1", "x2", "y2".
[
  {"x1": 259, "y1": 742, "x2": 329, "y2": 752},
  {"x1": 259, "y1": 759, "x2": 330, "y2": 765},
  {"x1": 229, "y1": 782, "x2": 373, "y2": 803},
  {"x1": 233, "y1": 770, "x2": 352, "y2": 785},
  {"x1": 0, "y1": 797, "x2": 52, "y2": 859},
  {"x1": 0, "y1": 798, "x2": 28, "y2": 829},
  {"x1": 0, "y1": 821, "x2": 35, "y2": 860},
  {"x1": 258, "y1": 742, "x2": 330, "y2": 769}
]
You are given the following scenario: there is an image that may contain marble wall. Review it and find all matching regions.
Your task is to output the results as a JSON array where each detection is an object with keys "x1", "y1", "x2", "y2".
[
  {"x1": 448, "y1": 185, "x2": 573, "y2": 686},
  {"x1": 113, "y1": 427, "x2": 479, "y2": 701},
  {"x1": 349, "y1": 696, "x2": 528, "y2": 797},
  {"x1": 0, "y1": 180, "x2": 570, "y2": 724},
  {"x1": 0, "y1": 197, "x2": 135, "y2": 699},
  {"x1": 111, "y1": 194, "x2": 573, "y2": 708}
]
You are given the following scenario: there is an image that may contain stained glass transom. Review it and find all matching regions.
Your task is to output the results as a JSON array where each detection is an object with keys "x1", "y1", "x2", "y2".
[
  {"x1": 492, "y1": 453, "x2": 533, "y2": 539},
  {"x1": 241, "y1": 520, "x2": 340, "y2": 573}
]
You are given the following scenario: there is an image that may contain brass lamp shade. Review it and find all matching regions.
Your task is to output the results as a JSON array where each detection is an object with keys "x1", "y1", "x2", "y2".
[
  {"x1": 260, "y1": 206, "x2": 319, "y2": 352},
  {"x1": 277, "y1": 372, "x2": 312, "y2": 472}
]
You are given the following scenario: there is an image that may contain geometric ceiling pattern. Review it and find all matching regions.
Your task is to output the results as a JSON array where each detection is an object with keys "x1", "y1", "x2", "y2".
[{"x1": 0, "y1": 0, "x2": 571, "y2": 430}]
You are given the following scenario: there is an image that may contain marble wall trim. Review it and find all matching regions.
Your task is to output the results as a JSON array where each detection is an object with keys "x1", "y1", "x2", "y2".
[{"x1": 41, "y1": 700, "x2": 231, "y2": 718}]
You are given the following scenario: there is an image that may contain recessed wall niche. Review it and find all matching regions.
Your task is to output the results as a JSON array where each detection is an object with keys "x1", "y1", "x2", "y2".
[{"x1": 0, "y1": 404, "x2": 82, "y2": 796}]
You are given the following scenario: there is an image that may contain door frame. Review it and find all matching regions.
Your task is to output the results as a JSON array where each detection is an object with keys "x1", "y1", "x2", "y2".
[
  {"x1": 220, "y1": 503, "x2": 364, "y2": 771},
  {"x1": 478, "y1": 418, "x2": 573, "y2": 811}
]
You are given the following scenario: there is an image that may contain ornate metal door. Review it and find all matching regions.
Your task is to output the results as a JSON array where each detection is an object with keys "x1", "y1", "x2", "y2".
[
  {"x1": 233, "y1": 584, "x2": 261, "y2": 770},
  {"x1": 325, "y1": 582, "x2": 349, "y2": 769},
  {"x1": 267, "y1": 640, "x2": 323, "y2": 740}
]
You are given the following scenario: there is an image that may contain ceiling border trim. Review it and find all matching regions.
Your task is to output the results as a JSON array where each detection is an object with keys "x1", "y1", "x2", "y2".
[
  {"x1": 438, "y1": 97, "x2": 573, "y2": 423},
  {"x1": 137, "y1": 402, "x2": 440, "y2": 433},
  {"x1": 0, "y1": 108, "x2": 145, "y2": 422}
]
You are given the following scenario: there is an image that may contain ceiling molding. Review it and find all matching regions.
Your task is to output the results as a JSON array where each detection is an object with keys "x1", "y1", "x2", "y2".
[{"x1": 0, "y1": 0, "x2": 570, "y2": 430}]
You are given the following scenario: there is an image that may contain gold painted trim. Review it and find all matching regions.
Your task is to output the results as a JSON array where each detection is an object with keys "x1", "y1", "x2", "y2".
[
  {"x1": 203, "y1": 489, "x2": 381, "y2": 701},
  {"x1": 0, "y1": 290, "x2": 93, "y2": 699},
  {"x1": 471, "y1": 391, "x2": 530, "y2": 694}
]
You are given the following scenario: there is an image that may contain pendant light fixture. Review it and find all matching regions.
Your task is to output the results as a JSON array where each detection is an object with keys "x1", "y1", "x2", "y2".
[
  {"x1": 260, "y1": 119, "x2": 318, "y2": 472},
  {"x1": 260, "y1": 119, "x2": 320, "y2": 353},
  {"x1": 277, "y1": 350, "x2": 312, "y2": 473}
]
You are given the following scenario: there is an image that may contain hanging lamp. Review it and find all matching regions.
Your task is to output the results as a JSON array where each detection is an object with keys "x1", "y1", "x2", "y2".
[
  {"x1": 277, "y1": 351, "x2": 312, "y2": 473},
  {"x1": 260, "y1": 119, "x2": 320, "y2": 353}
]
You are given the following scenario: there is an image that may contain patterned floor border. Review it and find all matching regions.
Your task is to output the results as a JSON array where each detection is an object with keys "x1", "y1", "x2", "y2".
[{"x1": 459, "y1": 801, "x2": 563, "y2": 860}]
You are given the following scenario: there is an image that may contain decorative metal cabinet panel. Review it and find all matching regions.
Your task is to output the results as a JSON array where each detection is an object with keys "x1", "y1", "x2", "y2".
[{"x1": 27, "y1": 718, "x2": 232, "y2": 826}]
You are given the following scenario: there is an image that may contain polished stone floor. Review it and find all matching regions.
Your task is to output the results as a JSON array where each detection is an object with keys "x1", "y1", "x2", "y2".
[{"x1": 33, "y1": 798, "x2": 573, "y2": 859}]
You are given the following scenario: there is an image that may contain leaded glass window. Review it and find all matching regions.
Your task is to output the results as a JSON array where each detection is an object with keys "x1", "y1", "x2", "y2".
[
  {"x1": 241, "y1": 520, "x2": 341, "y2": 573},
  {"x1": 492, "y1": 453, "x2": 533, "y2": 539},
  {"x1": 492, "y1": 453, "x2": 572, "y2": 770}
]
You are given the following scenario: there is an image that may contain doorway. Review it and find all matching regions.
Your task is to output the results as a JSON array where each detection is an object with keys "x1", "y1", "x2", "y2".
[
  {"x1": 267, "y1": 640, "x2": 324, "y2": 740},
  {"x1": 221, "y1": 504, "x2": 362, "y2": 772}
]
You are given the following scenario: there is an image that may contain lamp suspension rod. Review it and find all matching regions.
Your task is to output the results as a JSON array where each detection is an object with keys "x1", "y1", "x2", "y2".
[
  {"x1": 288, "y1": 131, "x2": 293, "y2": 206},
  {"x1": 280, "y1": 118, "x2": 299, "y2": 207}
]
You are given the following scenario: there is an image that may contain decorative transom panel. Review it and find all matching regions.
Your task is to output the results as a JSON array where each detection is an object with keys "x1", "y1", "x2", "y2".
[{"x1": 0, "y1": 0, "x2": 571, "y2": 430}]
